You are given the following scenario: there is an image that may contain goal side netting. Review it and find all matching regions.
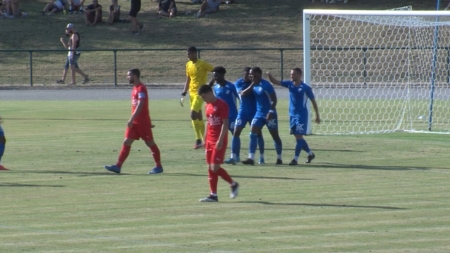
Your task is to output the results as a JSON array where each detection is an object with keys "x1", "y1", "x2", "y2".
[{"x1": 303, "y1": 9, "x2": 450, "y2": 135}]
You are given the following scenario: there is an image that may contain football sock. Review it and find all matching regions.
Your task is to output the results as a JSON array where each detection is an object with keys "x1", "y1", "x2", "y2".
[
  {"x1": 293, "y1": 156, "x2": 299, "y2": 161},
  {"x1": 192, "y1": 120, "x2": 201, "y2": 140},
  {"x1": 274, "y1": 139, "x2": 283, "y2": 156},
  {"x1": 116, "y1": 144, "x2": 131, "y2": 168},
  {"x1": 150, "y1": 145, "x2": 162, "y2": 167},
  {"x1": 217, "y1": 168, "x2": 233, "y2": 184},
  {"x1": 197, "y1": 119, "x2": 205, "y2": 140},
  {"x1": 249, "y1": 132, "x2": 258, "y2": 154},
  {"x1": 257, "y1": 134, "x2": 265, "y2": 155},
  {"x1": 0, "y1": 143, "x2": 4, "y2": 163},
  {"x1": 301, "y1": 139, "x2": 312, "y2": 153},
  {"x1": 208, "y1": 169, "x2": 218, "y2": 195},
  {"x1": 295, "y1": 139, "x2": 303, "y2": 157},
  {"x1": 231, "y1": 135, "x2": 240, "y2": 159}
]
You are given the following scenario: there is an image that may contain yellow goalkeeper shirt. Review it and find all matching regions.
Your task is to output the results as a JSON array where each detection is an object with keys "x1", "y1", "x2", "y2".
[{"x1": 186, "y1": 59, "x2": 214, "y2": 95}]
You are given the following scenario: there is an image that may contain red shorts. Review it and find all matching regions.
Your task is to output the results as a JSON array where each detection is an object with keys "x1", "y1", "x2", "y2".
[
  {"x1": 205, "y1": 140, "x2": 227, "y2": 164},
  {"x1": 125, "y1": 123, "x2": 153, "y2": 141}
]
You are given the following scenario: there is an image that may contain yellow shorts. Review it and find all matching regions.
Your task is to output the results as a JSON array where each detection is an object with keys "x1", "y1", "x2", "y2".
[{"x1": 189, "y1": 93, "x2": 204, "y2": 112}]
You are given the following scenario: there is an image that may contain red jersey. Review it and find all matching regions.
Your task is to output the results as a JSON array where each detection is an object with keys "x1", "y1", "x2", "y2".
[
  {"x1": 131, "y1": 83, "x2": 151, "y2": 124},
  {"x1": 205, "y1": 98, "x2": 229, "y2": 142}
]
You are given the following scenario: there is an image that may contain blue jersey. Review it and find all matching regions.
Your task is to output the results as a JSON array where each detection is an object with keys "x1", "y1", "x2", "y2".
[
  {"x1": 0, "y1": 125, "x2": 3, "y2": 137},
  {"x1": 235, "y1": 78, "x2": 256, "y2": 115},
  {"x1": 280, "y1": 80, "x2": 315, "y2": 116},
  {"x1": 252, "y1": 79, "x2": 276, "y2": 117},
  {"x1": 213, "y1": 81, "x2": 239, "y2": 120}
]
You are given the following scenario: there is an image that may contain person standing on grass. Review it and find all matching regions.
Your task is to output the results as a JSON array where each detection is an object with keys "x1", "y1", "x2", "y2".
[
  {"x1": 0, "y1": 116, "x2": 8, "y2": 171},
  {"x1": 181, "y1": 46, "x2": 214, "y2": 149},
  {"x1": 56, "y1": 23, "x2": 89, "y2": 85},
  {"x1": 127, "y1": 0, "x2": 143, "y2": 34},
  {"x1": 197, "y1": 84, "x2": 239, "y2": 202},
  {"x1": 225, "y1": 67, "x2": 265, "y2": 165},
  {"x1": 241, "y1": 67, "x2": 283, "y2": 165},
  {"x1": 266, "y1": 68, "x2": 320, "y2": 165},
  {"x1": 104, "y1": 69, "x2": 163, "y2": 174}
]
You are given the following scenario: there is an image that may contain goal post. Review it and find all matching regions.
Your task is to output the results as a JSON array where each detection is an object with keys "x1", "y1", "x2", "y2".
[{"x1": 303, "y1": 9, "x2": 450, "y2": 135}]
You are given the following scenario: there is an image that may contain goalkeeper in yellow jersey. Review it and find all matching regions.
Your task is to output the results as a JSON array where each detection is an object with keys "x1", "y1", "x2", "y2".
[{"x1": 181, "y1": 46, "x2": 214, "y2": 149}]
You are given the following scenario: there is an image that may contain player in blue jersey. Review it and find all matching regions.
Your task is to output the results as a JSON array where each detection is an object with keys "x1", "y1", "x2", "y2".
[
  {"x1": 241, "y1": 67, "x2": 283, "y2": 165},
  {"x1": 267, "y1": 68, "x2": 321, "y2": 165},
  {"x1": 0, "y1": 116, "x2": 8, "y2": 171},
  {"x1": 224, "y1": 67, "x2": 265, "y2": 165}
]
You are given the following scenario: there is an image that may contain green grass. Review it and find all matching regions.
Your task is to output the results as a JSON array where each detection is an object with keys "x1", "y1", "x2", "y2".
[{"x1": 1, "y1": 100, "x2": 450, "y2": 252}]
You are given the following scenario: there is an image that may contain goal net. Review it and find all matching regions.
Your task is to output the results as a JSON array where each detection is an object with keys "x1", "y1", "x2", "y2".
[{"x1": 303, "y1": 9, "x2": 450, "y2": 135}]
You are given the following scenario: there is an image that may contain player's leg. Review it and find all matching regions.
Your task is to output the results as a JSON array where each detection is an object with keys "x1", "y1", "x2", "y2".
[
  {"x1": 200, "y1": 143, "x2": 219, "y2": 202},
  {"x1": 70, "y1": 56, "x2": 89, "y2": 83},
  {"x1": 289, "y1": 115, "x2": 314, "y2": 165},
  {"x1": 242, "y1": 118, "x2": 263, "y2": 165},
  {"x1": 213, "y1": 142, "x2": 239, "y2": 199},
  {"x1": 226, "y1": 117, "x2": 243, "y2": 164},
  {"x1": 57, "y1": 58, "x2": 69, "y2": 84},
  {"x1": 190, "y1": 94, "x2": 205, "y2": 149},
  {"x1": 257, "y1": 132, "x2": 265, "y2": 164},
  {"x1": 141, "y1": 126, "x2": 163, "y2": 174},
  {"x1": 266, "y1": 114, "x2": 282, "y2": 165},
  {"x1": 0, "y1": 126, "x2": 8, "y2": 170},
  {"x1": 104, "y1": 126, "x2": 136, "y2": 173}
]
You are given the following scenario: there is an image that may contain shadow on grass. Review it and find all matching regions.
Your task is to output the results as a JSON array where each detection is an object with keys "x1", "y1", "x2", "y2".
[
  {"x1": 239, "y1": 201, "x2": 406, "y2": 210},
  {"x1": 0, "y1": 183, "x2": 64, "y2": 187},
  {"x1": 310, "y1": 162, "x2": 431, "y2": 171},
  {"x1": 166, "y1": 172, "x2": 313, "y2": 181}
]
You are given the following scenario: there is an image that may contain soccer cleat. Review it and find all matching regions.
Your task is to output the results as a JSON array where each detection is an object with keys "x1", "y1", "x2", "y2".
[
  {"x1": 230, "y1": 182, "x2": 239, "y2": 199},
  {"x1": 306, "y1": 153, "x2": 316, "y2": 163},
  {"x1": 104, "y1": 164, "x2": 121, "y2": 174},
  {"x1": 199, "y1": 195, "x2": 218, "y2": 202},
  {"x1": 82, "y1": 75, "x2": 89, "y2": 84},
  {"x1": 194, "y1": 140, "x2": 203, "y2": 149},
  {"x1": 241, "y1": 158, "x2": 255, "y2": 165},
  {"x1": 0, "y1": 165, "x2": 9, "y2": 171},
  {"x1": 276, "y1": 159, "x2": 283, "y2": 165},
  {"x1": 148, "y1": 166, "x2": 163, "y2": 174},
  {"x1": 224, "y1": 158, "x2": 236, "y2": 165},
  {"x1": 56, "y1": 80, "x2": 65, "y2": 84},
  {"x1": 288, "y1": 159, "x2": 298, "y2": 166},
  {"x1": 258, "y1": 158, "x2": 265, "y2": 164}
]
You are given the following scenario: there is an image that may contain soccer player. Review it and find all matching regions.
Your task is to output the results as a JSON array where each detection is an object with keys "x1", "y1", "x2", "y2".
[
  {"x1": 225, "y1": 67, "x2": 265, "y2": 165},
  {"x1": 241, "y1": 67, "x2": 283, "y2": 165},
  {"x1": 181, "y1": 46, "x2": 214, "y2": 149},
  {"x1": 0, "y1": 116, "x2": 8, "y2": 171},
  {"x1": 267, "y1": 68, "x2": 320, "y2": 165},
  {"x1": 198, "y1": 84, "x2": 239, "y2": 202},
  {"x1": 104, "y1": 69, "x2": 163, "y2": 174}
]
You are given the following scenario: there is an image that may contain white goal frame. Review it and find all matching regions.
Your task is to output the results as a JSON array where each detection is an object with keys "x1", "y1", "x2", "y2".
[{"x1": 303, "y1": 9, "x2": 450, "y2": 135}]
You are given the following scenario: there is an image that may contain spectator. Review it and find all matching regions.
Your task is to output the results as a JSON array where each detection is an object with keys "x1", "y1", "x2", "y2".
[
  {"x1": 158, "y1": 0, "x2": 176, "y2": 18},
  {"x1": 69, "y1": 0, "x2": 84, "y2": 14},
  {"x1": 196, "y1": 0, "x2": 220, "y2": 18},
  {"x1": 108, "y1": 0, "x2": 120, "y2": 24},
  {"x1": 127, "y1": 0, "x2": 143, "y2": 34},
  {"x1": 4, "y1": 0, "x2": 27, "y2": 18},
  {"x1": 42, "y1": 0, "x2": 67, "y2": 15},
  {"x1": 84, "y1": 0, "x2": 102, "y2": 26}
]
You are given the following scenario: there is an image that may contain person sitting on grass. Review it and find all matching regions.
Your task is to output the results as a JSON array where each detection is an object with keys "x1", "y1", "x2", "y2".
[
  {"x1": 84, "y1": 0, "x2": 102, "y2": 26},
  {"x1": 108, "y1": 0, "x2": 120, "y2": 24},
  {"x1": 42, "y1": 0, "x2": 67, "y2": 15},
  {"x1": 196, "y1": 0, "x2": 220, "y2": 18},
  {"x1": 69, "y1": 0, "x2": 84, "y2": 14},
  {"x1": 158, "y1": 0, "x2": 176, "y2": 18}
]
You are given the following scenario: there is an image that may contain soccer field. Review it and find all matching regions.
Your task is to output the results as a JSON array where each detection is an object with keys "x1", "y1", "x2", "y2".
[{"x1": 1, "y1": 99, "x2": 450, "y2": 253}]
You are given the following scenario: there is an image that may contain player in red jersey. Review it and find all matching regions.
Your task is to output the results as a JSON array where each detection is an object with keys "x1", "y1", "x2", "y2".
[
  {"x1": 104, "y1": 69, "x2": 163, "y2": 174},
  {"x1": 197, "y1": 84, "x2": 239, "y2": 202}
]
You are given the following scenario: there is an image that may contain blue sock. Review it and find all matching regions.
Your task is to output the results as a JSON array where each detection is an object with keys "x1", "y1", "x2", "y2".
[
  {"x1": 301, "y1": 139, "x2": 311, "y2": 153},
  {"x1": 295, "y1": 139, "x2": 303, "y2": 157},
  {"x1": 274, "y1": 139, "x2": 282, "y2": 156},
  {"x1": 0, "y1": 143, "x2": 4, "y2": 163},
  {"x1": 249, "y1": 133, "x2": 258, "y2": 155},
  {"x1": 231, "y1": 136, "x2": 240, "y2": 158},
  {"x1": 257, "y1": 135, "x2": 264, "y2": 155}
]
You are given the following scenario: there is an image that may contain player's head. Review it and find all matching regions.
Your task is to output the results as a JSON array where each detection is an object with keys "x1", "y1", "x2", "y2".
[
  {"x1": 249, "y1": 67, "x2": 262, "y2": 83},
  {"x1": 65, "y1": 23, "x2": 75, "y2": 36},
  {"x1": 198, "y1": 84, "x2": 215, "y2": 103},
  {"x1": 213, "y1": 66, "x2": 226, "y2": 84},
  {"x1": 242, "y1": 67, "x2": 251, "y2": 82},
  {"x1": 187, "y1": 46, "x2": 198, "y2": 61},
  {"x1": 127, "y1": 68, "x2": 140, "y2": 84},
  {"x1": 290, "y1": 67, "x2": 302, "y2": 82}
]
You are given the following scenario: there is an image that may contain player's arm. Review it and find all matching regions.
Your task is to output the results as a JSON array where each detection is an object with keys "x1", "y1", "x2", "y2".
[
  {"x1": 311, "y1": 99, "x2": 321, "y2": 124},
  {"x1": 216, "y1": 118, "x2": 228, "y2": 150},
  {"x1": 240, "y1": 82, "x2": 255, "y2": 96},
  {"x1": 266, "y1": 72, "x2": 281, "y2": 86},
  {"x1": 208, "y1": 77, "x2": 215, "y2": 87},
  {"x1": 128, "y1": 98, "x2": 144, "y2": 127},
  {"x1": 267, "y1": 92, "x2": 277, "y2": 120},
  {"x1": 182, "y1": 76, "x2": 190, "y2": 97}
]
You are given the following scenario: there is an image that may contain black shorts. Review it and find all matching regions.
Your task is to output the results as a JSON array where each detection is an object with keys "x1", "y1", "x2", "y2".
[{"x1": 129, "y1": 0, "x2": 141, "y2": 17}]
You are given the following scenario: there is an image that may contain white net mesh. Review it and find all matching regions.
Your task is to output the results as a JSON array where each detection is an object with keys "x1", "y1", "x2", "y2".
[{"x1": 304, "y1": 9, "x2": 450, "y2": 134}]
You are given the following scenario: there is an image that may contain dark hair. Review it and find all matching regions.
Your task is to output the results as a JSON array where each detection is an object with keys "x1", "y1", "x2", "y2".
[
  {"x1": 251, "y1": 67, "x2": 262, "y2": 75},
  {"x1": 129, "y1": 68, "x2": 140, "y2": 78},
  {"x1": 243, "y1": 67, "x2": 251, "y2": 73},
  {"x1": 198, "y1": 84, "x2": 213, "y2": 95},
  {"x1": 187, "y1": 46, "x2": 197, "y2": 53},
  {"x1": 292, "y1": 67, "x2": 302, "y2": 76},
  {"x1": 212, "y1": 66, "x2": 226, "y2": 74}
]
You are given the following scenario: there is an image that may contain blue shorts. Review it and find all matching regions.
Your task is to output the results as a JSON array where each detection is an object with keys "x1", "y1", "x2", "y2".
[
  {"x1": 251, "y1": 113, "x2": 278, "y2": 131},
  {"x1": 290, "y1": 115, "x2": 308, "y2": 135},
  {"x1": 234, "y1": 112, "x2": 254, "y2": 129},
  {"x1": 64, "y1": 55, "x2": 80, "y2": 69}
]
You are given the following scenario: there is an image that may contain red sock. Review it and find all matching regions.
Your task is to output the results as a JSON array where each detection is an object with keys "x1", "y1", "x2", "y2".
[
  {"x1": 116, "y1": 145, "x2": 131, "y2": 168},
  {"x1": 150, "y1": 145, "x2": 162, "y2": 167},
  {"x1": 217, "y1": 167, "x2": 233, "y2": 185},
  {"x1": 208, "y1": 169, "x2": 218, "y2": 195}
]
